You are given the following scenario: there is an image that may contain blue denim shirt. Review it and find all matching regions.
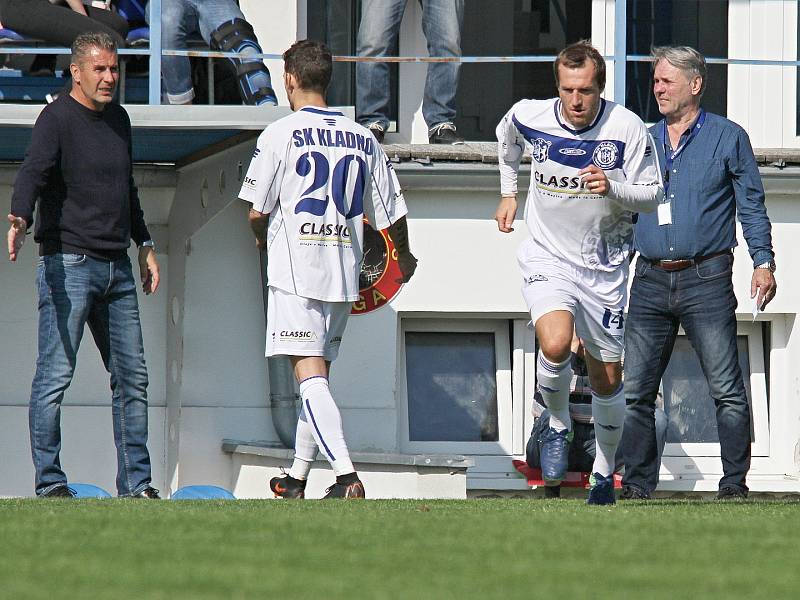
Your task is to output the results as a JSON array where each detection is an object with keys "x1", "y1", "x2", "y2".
[{"x1": 634, "y1": 111, "x2": 773, "y2": 267}]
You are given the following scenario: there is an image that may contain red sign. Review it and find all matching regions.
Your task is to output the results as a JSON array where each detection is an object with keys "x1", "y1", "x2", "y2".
[{"x1": 351, "y1": 219, "x2": 403, "y2": 315}]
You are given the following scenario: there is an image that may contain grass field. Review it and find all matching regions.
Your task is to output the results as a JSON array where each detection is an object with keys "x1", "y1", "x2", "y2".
[{"x1": 1, "y1": 498, "x2": 798, "y2": 599}]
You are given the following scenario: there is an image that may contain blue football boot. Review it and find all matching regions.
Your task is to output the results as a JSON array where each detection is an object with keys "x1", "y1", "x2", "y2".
[
  {"x1": 539, "y1": 427, "x2": 572, "y2": 484},
  {"x1": 587, "y1": 472, "x2": 616, "y2": 505}
]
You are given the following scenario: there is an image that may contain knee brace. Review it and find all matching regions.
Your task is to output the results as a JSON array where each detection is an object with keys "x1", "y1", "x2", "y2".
[{"x1": 210, "y1": 18, "x2": 277, "y2": 106}]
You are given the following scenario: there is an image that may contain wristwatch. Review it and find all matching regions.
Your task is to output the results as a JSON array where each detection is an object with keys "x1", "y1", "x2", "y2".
[
  {"x1": 756, "y1": 259, "x2": 776, "y2": 273},
  {"x1": 140, "y1": 240, "x2": 155, "y2": 251}
]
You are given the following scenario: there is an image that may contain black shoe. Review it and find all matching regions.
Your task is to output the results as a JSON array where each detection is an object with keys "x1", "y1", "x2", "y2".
[
  {"x1": 366, "y1": 122, "x2": 386, "y2": 144},
  {"x1": 428, "y1": 122, "x2": 464, "y2": 145},
  {"x1": 620, "y1": 484, "x2": 651, "y2": 500},
  {"x1": 543, "y1": 484, "x2": 561, "y2": 498},
  {"x1": 716, "y1": 485, "x2": 748, "y2": 500},
  {"x1": 323, "y1": 479, "x2": 365, "y2": 499},
  {"x1": 40, "y1": 485, "x2": 75, "y2": 498},
  {"x1": 133, "y1": 487, "x2": 161, "y2": 499},
  {"x1": 269, "y1": 474, "x2": 306, "y2": 499}
]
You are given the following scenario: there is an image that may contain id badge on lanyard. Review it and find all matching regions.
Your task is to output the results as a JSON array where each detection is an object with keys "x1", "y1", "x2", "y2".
[{"x1": 659, "y1": 110, "x2": 705, "y2": 226}]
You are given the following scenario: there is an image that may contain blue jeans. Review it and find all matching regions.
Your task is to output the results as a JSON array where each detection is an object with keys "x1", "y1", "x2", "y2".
[
  {"x1": 30, "y1": 253, "x2": 152, "y2": 496},
  {"x1": 356, "y1": 0, "x2": 463, "y2": 131},
  {"x1": 621, "y1": 253, "x2": 751, "y2": 494},
  {"x1": 153, "y1": 0, "x2": 274, "y2": 104}
]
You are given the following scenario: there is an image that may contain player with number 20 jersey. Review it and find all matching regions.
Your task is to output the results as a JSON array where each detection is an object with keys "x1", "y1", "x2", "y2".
[
  {"x1": 240, "y1": 41, "x2": 417, "y2": 501},
  {"x1": 240, "y1": 106, "x2": 407, "y2": 303}
]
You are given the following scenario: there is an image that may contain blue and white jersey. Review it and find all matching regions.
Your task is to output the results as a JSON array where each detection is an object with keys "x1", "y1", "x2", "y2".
[
  {"x1": 239, "y1": 106, "x2": 407, "y2": 302},
  {"x1": 498, "y1": 98, "x2": 660, "y2": 271}
]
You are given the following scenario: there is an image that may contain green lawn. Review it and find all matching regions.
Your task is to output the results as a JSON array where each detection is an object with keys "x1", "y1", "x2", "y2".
[{"x1": 1, "y1": 499, "x2": 798, "y2": 599}]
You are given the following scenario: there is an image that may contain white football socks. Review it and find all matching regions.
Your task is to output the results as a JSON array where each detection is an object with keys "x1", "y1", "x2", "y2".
[
  {"x1": 537, "y1": 354, "x2": 573, "y2": 432},
  {"x1": 592, "y1": 383, "x2": 625, "y2": 477},
  {"x1": 299, "y1": 376, "x2": 355, "y2": 476},
  {"x1": 288, "y1": 413, "x2": 316, "y2": 481}
]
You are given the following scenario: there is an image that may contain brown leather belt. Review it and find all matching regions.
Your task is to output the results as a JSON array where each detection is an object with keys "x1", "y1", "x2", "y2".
[{"x1": 646, "y1": 250, "x2": 731, "y2": 272}]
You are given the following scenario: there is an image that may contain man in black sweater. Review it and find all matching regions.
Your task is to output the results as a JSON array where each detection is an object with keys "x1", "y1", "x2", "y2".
[{"x1": 6, "y1": 32, "x2": 161, "y2": 499}]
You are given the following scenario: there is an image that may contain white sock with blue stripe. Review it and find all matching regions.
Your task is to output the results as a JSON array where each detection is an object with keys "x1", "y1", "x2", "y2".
[
  {"x1": 299, "y1": 376, "x2": 355, "y2": 476},
  {"x1": 537, "y1": 354, "x2": 573, "y2": 432},
  {"x1": 288, "y1": 413, "x2": 316, "y2": 481},
  {"x1": 592, "y1": 383, "x2": 625, "y2": 477}
]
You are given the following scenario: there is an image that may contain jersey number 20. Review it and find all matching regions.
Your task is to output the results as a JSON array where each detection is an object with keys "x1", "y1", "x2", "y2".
[{"x1": 294, "y1": 152, "x2": 366, "y2": 219}]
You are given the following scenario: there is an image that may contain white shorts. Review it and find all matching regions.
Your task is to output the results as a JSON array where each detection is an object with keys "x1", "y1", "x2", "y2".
[
  {"x1": 265, "y1": 287, "x2": 351, "y2": 361},
  {"x1": 517, "y1": 238, "x2": 627, "y2": 362}
]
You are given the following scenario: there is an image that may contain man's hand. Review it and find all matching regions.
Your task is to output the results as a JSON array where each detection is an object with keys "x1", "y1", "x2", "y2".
[
  {"x1": 396, "y1": 251, "x2": 418, "y2": 284},
  {"x1": 495, "y1": 195, "x2": 517, "y2": 232},
  {"x1": 751, "y1": 268, "x2": 776, "y2": 310},
  {"x1": 7, "y1": 214, "x2": 27, "y2": 262},
  {"x1": 578, "y1": 165, "x2": 610, "y2": 196},
  {"x1": 138, "y1": 246, "x2": 160, "y2": 295},
  {"x1": 248, "y1": 208, "x2": 269, "y2": 250}
]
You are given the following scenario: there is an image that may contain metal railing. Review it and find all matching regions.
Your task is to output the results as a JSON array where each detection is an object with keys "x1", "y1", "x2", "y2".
[{"x1": 1, "y1": 0, "x2": 800, "y2": 106}]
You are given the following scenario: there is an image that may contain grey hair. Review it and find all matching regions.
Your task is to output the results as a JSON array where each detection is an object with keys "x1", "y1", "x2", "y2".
[
  {"x1": 651, "y1": 46, "x2": 707, "y2": 97},
  {"x1": 71, "y1": 31, "x2": 117, "y2": 66}
]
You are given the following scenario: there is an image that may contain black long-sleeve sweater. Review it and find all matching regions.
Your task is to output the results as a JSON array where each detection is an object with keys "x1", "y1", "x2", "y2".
[{"x1": 11, "y1": 93, "x2": 150, "y2": 260}]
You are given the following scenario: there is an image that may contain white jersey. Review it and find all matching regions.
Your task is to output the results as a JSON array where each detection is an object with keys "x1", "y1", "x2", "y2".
[
  {"x1": 239, "y1": 106, "x2": 408, "y2": 302},
  {"x1": 498, "y1": 98, "x2": 661, "y2": 271}
]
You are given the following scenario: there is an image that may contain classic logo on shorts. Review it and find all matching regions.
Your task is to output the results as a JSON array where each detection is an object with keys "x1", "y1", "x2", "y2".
[
  {"x1": 531, "y1": 138, "x2": 552, "y2": 163},
  {"x1": 592, "y1": 141, "x2": 619, "y2": 170},
  {"x1": 279, "y1": 330, "x2": 318, "y2": 342},
  {"x1": 352, "y1": 218, "x2": 403, "y2": 315}
]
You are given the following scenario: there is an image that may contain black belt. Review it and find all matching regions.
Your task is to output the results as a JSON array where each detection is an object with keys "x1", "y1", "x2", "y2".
[{"x1": 645, "y1": 250, "x2": 731, "y2": 272}]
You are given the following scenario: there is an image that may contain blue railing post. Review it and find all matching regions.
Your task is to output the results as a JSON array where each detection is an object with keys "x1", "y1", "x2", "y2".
[
  {"x1": 148, "y1": 0, "x2": 162, "y2": 105},
  {"x1": 614, "y1": 0, "x2": 627, "y2": 106}
]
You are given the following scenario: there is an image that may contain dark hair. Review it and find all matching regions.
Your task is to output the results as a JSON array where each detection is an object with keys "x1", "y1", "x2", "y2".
[
  {"x1": 282, "y1": 40, "x2": 332, "y2": 94},
  {"x1": 553, "y1": 40, "x2": 606, "y2": 91},
  {"x1": 71, "y1": 31, "x2": 117, "y2": 66}
]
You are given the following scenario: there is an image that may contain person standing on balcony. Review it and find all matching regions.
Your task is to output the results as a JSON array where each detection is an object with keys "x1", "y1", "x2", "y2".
[
  {"x1": 6, "y1": 32, "x2": 160, "y2": 499},
  {"x1": 620, "y1": 46, "x2": 776, "y2": 501},
  {"x1": 356, "y1": 0, "x2": 464, "y2": 144}
]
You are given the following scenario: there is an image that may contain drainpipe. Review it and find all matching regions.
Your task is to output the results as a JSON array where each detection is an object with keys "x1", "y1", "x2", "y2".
[{"x1": 260, "y1": 248, "x2": 299, "y2": 448}]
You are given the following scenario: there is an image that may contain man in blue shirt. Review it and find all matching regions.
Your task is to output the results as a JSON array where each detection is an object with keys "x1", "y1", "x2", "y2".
[{"x1": 620, "y1": 46, "x2": 776, "y2": 501}]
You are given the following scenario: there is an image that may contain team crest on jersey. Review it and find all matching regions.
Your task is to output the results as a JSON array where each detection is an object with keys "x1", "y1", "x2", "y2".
[
  {"x1": 592, "y1": 141, "x2": 618, "y2": 170},
  {"x1": 531, "y1": 138, "x2": 551, "y2": 163}
]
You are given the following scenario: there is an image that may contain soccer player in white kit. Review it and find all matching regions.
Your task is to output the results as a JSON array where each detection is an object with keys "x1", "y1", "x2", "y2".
[
  {"x1": 240, "y1": 41, "x2": 417, "y2": 499},
  {"x1": 495, "y1": 41, "x2": 663, "y2": 504}
]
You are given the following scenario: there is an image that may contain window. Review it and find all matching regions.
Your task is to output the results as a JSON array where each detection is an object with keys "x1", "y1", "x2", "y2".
[
  {"x1": 661, "y1": 322, "x2": 769, "y2": 457},
  {"x1": 626, "y1": 0, "x2": 728, "y2": 122},
  {"x1": 399, "y1": 319, "x2": 515, "y2": 454},
  {"x1": 406, "y1": 332, "x2": 499, "y2": 442},
  {"x1": 455, "y1": 0, "x2": 592, "y2": 140}
]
